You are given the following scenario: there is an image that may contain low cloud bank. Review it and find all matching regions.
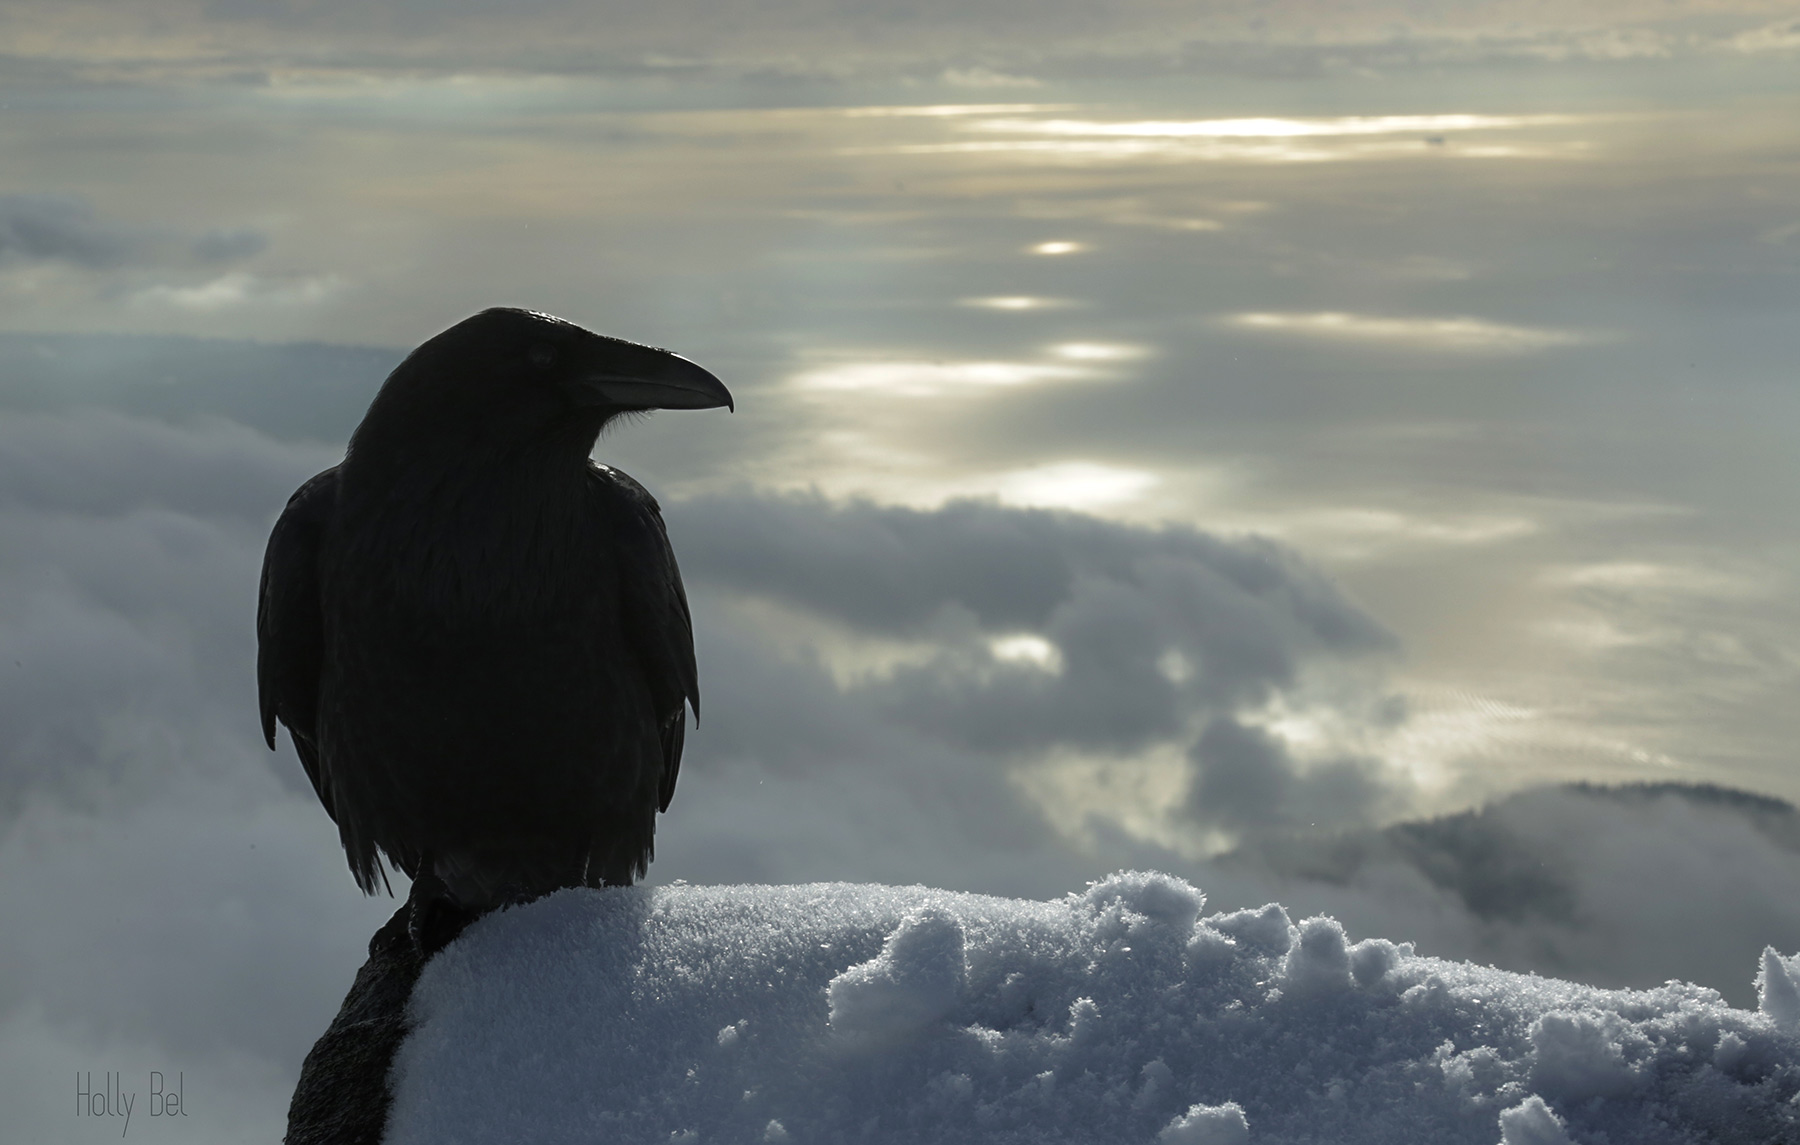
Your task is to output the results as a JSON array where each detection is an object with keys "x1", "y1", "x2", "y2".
[
  {"x1": 390, "y1": 874, "x2": 1800, "y2": 1144},
  {"x1": 1215, "y1": 782, "x2": 1800, "y2": 1008}
]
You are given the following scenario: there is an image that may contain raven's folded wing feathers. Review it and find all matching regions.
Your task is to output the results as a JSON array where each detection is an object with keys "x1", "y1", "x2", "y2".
[
  {"x1": 595, "y1": 465, "x2": 700, "y2": 814},
  {"x1": 257, "y1": 466, "x2": 340, "y2": 819}
]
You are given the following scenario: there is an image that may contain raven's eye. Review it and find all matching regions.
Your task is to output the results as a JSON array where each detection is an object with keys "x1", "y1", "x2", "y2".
[{"x1": 528, "y1": 344, "x2": 556, "y2": 368}]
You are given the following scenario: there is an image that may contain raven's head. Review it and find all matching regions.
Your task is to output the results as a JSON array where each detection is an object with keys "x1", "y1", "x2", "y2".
[{"x1": 355, "y1": 307, "x2": 732, "y2": 459}]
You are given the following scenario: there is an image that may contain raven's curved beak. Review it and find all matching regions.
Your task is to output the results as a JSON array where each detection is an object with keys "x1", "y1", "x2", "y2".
[{"x1": 568, "y1": 340, "x2": 734, "y2": 412}]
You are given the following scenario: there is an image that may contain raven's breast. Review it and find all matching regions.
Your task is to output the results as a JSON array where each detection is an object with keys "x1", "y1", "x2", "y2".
[{"x1": 317, "y1": 474, "x2": 656, "y2": 867}]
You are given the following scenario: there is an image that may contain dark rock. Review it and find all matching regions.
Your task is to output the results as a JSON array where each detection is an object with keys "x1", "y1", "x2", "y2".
[{"x1": 284, "y1": 903, "x2": 425, "y2": 1145}]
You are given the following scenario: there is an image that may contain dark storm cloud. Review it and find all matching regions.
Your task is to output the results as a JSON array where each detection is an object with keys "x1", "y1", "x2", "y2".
[
  {"x1": 673, "y1": 492, "x2": 1395, "y2": 756},
  {"x1": 0, "y1": 192, "x2": 268, "y2": 271}
]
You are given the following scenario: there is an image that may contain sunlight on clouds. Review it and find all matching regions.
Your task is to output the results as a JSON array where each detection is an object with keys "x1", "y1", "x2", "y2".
[
  {"x1": 1050, "y1": 341, "x2": 1147, "y2": 361},
  {"x1": 856, "y1": 113, "x2": 1600, "y2": 163},
  {"x1": 1533, "y1": 616, "x2": 1651, "y2": 652},
  {"x1": 1029, "y1": 240, "x2": 1086, "y2": 255},
  {"x1": 1010, "y1": 745, "x2": 1213, "y2": 859},
  {"x1": 959, "y1": 296, "x2": 1077, "y2": 310},
  {"x1": 1012, "y1": 196, "x2": 1255, "y2": 232},
  {"x1": 985, "y1": 461, "x2": 1160, "y2": 510},
  {"x1": 1540, "y1": 561, "x2": 1767, "y2": 596},
  {"x1": 1157, "y1": 649, "x2": 1194, "y2": 685},
  {"x1": 1247, "y1": 506, "x2": 1541, "y2": 561},
  {"x1": 1733, "y1": 19, "x2": 1800, "y2": 53},
  {"x1": 1224, "y1": 311, "x2": 1600, "y2": 352},
  {"x1": 789, "y1": 358, "x2": 1090, "y2": 398},
  {"x1": 940, "y1": 68, "x2": 1042, "y2": 89},
  {"x1": 1381, "y1": 682, "x2": 1692, "y2": 795},
  {"x1": 989, "y1": 634, "x2": 1063, "y2": 673},
  {"x1": 787, "y1": 339, "x2": 1146, "y2": 401},
  {"x1": 971, "y1": 114, "x2": 1585, "y2": 140},
  {"x1": 1010, "y1": 678, "x2": 1645, "y2": 860},
  {"x1": 1374, "y1": 688, "x2": 1544, "y2": 789},
  {"x1": 1310, "y1": 507, "x2": 1539, "y2": 546},
  {"x1": 722, "y1": 596, "x2": 947, "y2": 690},
  {"x1": 841, "y1": 104, "x2": 1068, "y2": 118},
  {"x1": 128, "y1": 272, "x2": 341, "y2": 312}
]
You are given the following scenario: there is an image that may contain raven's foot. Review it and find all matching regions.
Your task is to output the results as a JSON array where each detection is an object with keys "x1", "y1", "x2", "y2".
[{"x1": 406, "y1": 870, "x2": 480, "y2": 959}]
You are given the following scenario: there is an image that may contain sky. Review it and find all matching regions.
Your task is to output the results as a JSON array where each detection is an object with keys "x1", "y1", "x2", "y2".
[{"x1": 1, "y1": 0, "x2": 1799, "y2": 1140}]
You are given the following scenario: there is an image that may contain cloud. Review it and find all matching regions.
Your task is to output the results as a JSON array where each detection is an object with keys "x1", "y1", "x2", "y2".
[
  {"x1": 0, "y1": 407, "x2": 386, "y2": 1139},
  {"x1": 979, "y1": 461, "x2": 1159, "y2": 510},
  {"x1": 128, "y1": 270, "x2": 342, "y2": 312},
  {"x1": 674, "y1": 491, "x2": 1390, "y2": 655},
  {"x1": 1219, "y1": 782, "x2": 1800, "y2": 1006},
  {"x1": 0, "y1": 194, "x2": 139, "y2": 269},
  {"x1": 0, "y1": 192, "x2": 269, "y2": 272},
  {"x1": 669, "y1": 491, "x2": 1401, "y2": 839},
  {"x1": 4, "y1": 0, "x2": 1792, "y2": 80},
  {"x1": 789, "y1": 357, "x2": 1092, "y2": 398},
  {"x1": 958, "y1": 296, "x2": 1078, "y2": 311},
  {"x1": 1732, "y1": 18, "x2": 1800, "y2": 52},
  {"x1": 1186, "y1": 716, "x2": 1391, "y2": 832},
  {"x1": 0, "y1": 330, "x2": 398, "y2": 443},
  {"x1": 970, "y1": 113, "x2": 1585, "y2": 140},
  {"x1": 2, "y1": 326, "x2": 1797, "y2": 1137},
  {"x1": 0, "y1": 409, "x2": 337, "y2": 817},
  {"x1": 939, "y1": 67, "x2": 1041, "y2": 89},
  {"x1": 192, "y1": 226, "x2": 271, "y2": 263},
  {"x1": 1221, "y1": 312, "x2": 1602, "y2": 353}
]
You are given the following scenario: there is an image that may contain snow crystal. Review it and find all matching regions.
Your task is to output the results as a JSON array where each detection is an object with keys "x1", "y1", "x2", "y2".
[{"x1": 387, "y1": 873, "x2": 1800, "y2": 1144}]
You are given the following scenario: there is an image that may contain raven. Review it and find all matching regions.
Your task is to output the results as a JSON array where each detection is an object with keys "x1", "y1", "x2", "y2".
[{"x1": 257, "y1": 308, "x2": 731, "y2": 948}]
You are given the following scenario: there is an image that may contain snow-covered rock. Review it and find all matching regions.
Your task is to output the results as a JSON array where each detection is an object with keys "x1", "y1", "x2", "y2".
[{"x1": 385, "y1": 873, "x2": 1800, "y2": 1144}]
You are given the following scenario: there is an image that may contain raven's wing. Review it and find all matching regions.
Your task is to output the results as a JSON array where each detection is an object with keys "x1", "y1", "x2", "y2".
[
  {"x1": 593, "y1": 465, "x2": 699, "y2": 813},
  {"x1": 257, "y1": 466, "x2": 340, "y2": 819}
]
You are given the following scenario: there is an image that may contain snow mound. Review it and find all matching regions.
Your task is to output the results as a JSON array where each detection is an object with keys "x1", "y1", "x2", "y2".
[{"x1": 388, "y1": 873, "x2": 1800, "y2": 1144}]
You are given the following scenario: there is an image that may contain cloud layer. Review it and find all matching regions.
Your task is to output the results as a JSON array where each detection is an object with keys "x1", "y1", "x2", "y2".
[
  {"x1": 2, "y1": 329, "x2": 1798, "y2": 1135},
  {"x1": 5, "y1": 0, "x2": 1797, "y2": 78}
]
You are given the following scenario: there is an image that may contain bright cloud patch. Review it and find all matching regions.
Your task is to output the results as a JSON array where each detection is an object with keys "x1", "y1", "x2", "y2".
[
  {"x1": 972, "y1": 114, "x2": 1584, "y2": 139},
  {"x1": 983, "y1": 460, "x2": 1160, "y2": 510},
  {"x1": 841, "y1": 104, "x2": 1069, "y2": 119},
  {"x1": 989, "y1": 634, "x2": 1063, "y2": 673},
  {"x1": 1224, "y1": 312, "x2": 1598, "y2": 353},
  {"x1": 1049, "y1": 341, "x2": 1146, "y2": 361},
  {"x1": 789, "y1": 358, "x2": 1091, "y2": 397},
  {"x1": 129, "y1": 272, "x2": 341, "y2": 312},
  {"x1": 788, "y1": 341, "x2": 1144, "y2": 400},
  {"x1": 959, "y1": 296, "x2": 1076, "y2": 310}
]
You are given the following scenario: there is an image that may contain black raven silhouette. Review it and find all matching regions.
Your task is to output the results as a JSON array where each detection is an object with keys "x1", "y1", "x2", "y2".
[{"x1": 257, "y1": 308, "x2": 731, "y2": 949}]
